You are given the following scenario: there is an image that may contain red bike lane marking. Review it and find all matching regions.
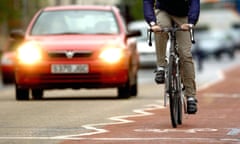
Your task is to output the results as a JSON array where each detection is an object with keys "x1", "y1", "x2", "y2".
[{"x1": 60, "y1": 65, "x2": 240, "y2": 144}]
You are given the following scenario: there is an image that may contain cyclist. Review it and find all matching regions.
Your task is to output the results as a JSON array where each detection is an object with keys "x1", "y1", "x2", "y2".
[{"x1": 143, "y1": 0, "x2": 200, "y2": 114}]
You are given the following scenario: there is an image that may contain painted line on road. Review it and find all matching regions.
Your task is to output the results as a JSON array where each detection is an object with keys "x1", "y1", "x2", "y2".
[
  {"x1": 198, "y1": 62, "x2": 240, "y2": 91},
  {"x1": 53, "y1": 100, "x2": 165, "y2": 138},
  {"x1": 198, "y1": 70, "x2": 224, "y2": 91},
  {"x1": 134, "y1": 128, "x2": 218, "y2": 133},
  {"x1": 202, "y1": 93, "x2": 240, "y2": 98},
  {"x1": 0, "y1": 136, "x2": 239, "y2": 143},
  {"x1": 227, "y1": 128, "x2": 240, "y2": 136}
]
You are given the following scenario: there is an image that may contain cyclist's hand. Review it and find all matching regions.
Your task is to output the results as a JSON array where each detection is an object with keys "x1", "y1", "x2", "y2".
[
  {"x1": 181, "y1": 24, "x2": 194, "y2": 30},
  {"x1": 151, "y1": 25, "x2": 161, "y2": 32}
]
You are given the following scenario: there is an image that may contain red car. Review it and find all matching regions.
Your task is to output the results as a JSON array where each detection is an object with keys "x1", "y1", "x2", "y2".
[{"x1": 11, "y1": 5, "x2": 140, "y2": 100}]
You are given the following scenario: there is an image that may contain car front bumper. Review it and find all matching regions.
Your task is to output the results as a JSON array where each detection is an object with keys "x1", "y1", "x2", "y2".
[{"x1": 15, "y1": 61, "x2": 130, "y2": 89}]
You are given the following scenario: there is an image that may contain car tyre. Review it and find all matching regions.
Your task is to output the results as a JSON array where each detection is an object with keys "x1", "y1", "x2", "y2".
[
  {"x1": 117, "y1": 80, "x2": 131, "y2": 99},
  {"x1": 215, "y1": 52, "x2": 222, "y2": 60},
  {"x1": 16, "y1": 85, "x2": 29, "y2": 100},
  {"x1": 228, "y1": 51, "x2": 235, "y2": 60},
  {"x1": 1, "y1": 73, "x2": 15, "y2": 85},
  {"x1": 32, "y1": 89, "x2": 43, "y2": 100},
  {"x1": 2, "y1": 77, "x2": 11, "y2": 85},
  {"x1": 130, "y1": 75, "x2": 138, "y2": 96}
]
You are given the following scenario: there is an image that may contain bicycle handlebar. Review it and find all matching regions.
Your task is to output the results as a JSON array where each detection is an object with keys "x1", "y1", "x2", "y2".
[
  {"x1": 147, "y1": 27, "x2": 195, "y2": 46},
  {"x1": 189, "y1": 27, "x2": 195, "y2": 44}
]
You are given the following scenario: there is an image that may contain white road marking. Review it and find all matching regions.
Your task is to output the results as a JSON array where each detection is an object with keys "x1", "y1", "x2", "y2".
[
  {"x1": 198, "y1": 70, "x2": 225, "y2": 91},
  {"x1": 203, "y1": 93, "x2": 240, "y2": 98},
  {"x1": 53, "y1": 101, "x2": 165, "y2": 138},
  {"x1": 0, "y1": 136, "x2": 239, "y2": 143},
  {"x1": 134, "y1": 128, "x2": 218, "y2": 133},
  {"x1": 227, "y1": 128, "x2": 240, "y2": 136}
]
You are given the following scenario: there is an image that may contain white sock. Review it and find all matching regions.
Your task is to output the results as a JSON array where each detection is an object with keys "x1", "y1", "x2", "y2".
[{"x1": 157, "y1": 66, "x2": 165, "y2": 71}]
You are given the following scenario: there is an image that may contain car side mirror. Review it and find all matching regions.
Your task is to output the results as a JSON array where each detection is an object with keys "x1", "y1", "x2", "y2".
[
  {"x1": 127, "y1": 30, "x2": 141, "y2": 38},
  {"x1": 10, "y1": 29, "x2": 25, "y2": 40}
]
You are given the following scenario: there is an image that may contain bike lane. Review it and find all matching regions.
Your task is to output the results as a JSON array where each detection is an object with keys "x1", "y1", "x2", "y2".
[{"x1": 60, "y1": 65, "x2": 240, "y2": 144}]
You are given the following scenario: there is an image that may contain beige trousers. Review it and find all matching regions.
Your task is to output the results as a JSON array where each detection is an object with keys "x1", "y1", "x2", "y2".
[{"x1": 154, "y1": 9, "x2": 196, "y2": 97}]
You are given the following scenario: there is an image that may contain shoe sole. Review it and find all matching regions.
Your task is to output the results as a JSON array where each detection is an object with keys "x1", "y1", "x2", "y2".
[{"x1": 187, "y1": 105, "x2": 197, "y2": 114}]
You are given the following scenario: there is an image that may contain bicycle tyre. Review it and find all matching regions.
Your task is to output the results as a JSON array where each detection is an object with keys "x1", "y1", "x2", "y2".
[
  {"x1": 176, "y1": 72, "x2": 183, "y2": 125},
  {"x1": 168, "y1": 55, "x2": 178, "y2": 128},
  {"x1": 177, "y1": 94, "x2": 183, "y2": 125}
]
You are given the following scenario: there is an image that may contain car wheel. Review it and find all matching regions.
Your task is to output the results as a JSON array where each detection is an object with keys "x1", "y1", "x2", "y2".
[
  {"x1": 2, "y1": 77, "x2": 11, "y2": 85},
  {"x1": 117, "y1": 80, "x2": 131, "y2": 99},
  {"x1": 215, "y1": 53, "x2": 222, "y2": 60},
  {"x1": 16, "y1": 85, "x2": 29, "y2": 100},
  {"x1": 228, "y1": 51, "x2": 235, "y2": 60},
  {"x1": 1, "y1": 73, "x2": 15, "y2": 85},
  {"x1": 32, "y1": 89, "x2": 43, "y2": 100},
  {"x1": 130, "y1": 74, "x2": 138, "y2": 97}
]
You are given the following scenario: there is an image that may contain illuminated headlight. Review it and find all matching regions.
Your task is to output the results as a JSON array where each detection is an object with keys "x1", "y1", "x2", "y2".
[
  {"x1": 99, "y1": 48, "x2": 124, "y2": 64},
  {"x1": 17, "y1": 42, "x2": 42, "y2": 64}
]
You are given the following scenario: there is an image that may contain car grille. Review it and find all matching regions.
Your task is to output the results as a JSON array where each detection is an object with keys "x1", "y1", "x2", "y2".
[{"x1": 48, "y1": 51, "x2": 92, "y2": 59}]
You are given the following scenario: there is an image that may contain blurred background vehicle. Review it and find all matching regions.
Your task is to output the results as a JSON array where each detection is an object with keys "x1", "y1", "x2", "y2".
[
  {"x1": 192, "y1": 29, "x2": 236, "y2": 60},
  {"x1": 192, "y1": 6, "x2": 240, "y2": 61},
  {"x1": 12, "y1": 5, "x2": 141, "y2": 100},
  {"x1": 0, "y1": 50, "x2": 15, "y2": 85},
  {"x1": 0, "y1": 37, "x2": 20, "y2": 85},
  {"x1": 230, "y1": 22, "x2": 240, "y2": 50},
  {"x1": 128, "y1": 20, "x2": 156, "y2": 68}
]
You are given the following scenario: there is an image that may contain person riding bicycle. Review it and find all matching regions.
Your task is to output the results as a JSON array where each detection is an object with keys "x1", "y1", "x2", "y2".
[{"x1": 143, "y1": 0, "x2": 200, "y2": 114}]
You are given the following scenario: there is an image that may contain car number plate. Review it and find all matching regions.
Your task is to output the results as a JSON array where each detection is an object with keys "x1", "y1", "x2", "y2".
[{"x1": 51, "y1": 64, "x2": 89, "y2": 74}]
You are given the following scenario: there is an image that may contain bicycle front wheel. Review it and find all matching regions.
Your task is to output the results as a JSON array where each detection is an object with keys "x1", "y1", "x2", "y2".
[
  {"x1": 177, "y1": 93, "x2": 183, "y2": 125},
  {"x1": 168, "y1": 55, "x2": 181, "y2": 128}
]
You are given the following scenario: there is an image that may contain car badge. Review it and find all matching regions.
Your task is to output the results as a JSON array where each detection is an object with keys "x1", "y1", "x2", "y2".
[{"x1": 65, "y1": 51, "x2": 74, "y2": 59}]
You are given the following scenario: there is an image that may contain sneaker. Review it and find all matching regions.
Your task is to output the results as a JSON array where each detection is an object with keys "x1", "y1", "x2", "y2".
[
  {"x1": 154, "y1": 69, "x2": 165, "y2": 84},
  {"x1": 187, "y1": 96, "x2": 198, "y2": 114}
]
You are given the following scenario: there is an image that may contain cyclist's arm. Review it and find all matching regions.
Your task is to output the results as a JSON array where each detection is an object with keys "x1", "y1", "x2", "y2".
[
  {"x1": 188, "y1": 0, "x2": 200, "y2": 25},
  {"x1": 143, "y1": 0, "x2": 157, "y2": 25}
]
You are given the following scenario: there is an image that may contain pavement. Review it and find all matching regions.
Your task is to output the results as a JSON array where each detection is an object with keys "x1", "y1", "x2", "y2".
[{"x1": 59, "y1": 61, "x2": 240, "y2": 144}]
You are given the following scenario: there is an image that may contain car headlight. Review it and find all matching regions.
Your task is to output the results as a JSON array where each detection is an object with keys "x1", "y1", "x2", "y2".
[
  {"x1": 99, "y1": 48, "x2": 124, "y2": 64},
  {"x1": 17, "y1": 42, "x2": 42, "y2": 65}
]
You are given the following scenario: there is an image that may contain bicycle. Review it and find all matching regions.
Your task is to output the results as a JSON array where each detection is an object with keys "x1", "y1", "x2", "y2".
[{"x1": 148, "y1": 24, "x2": 195, "y2": 128}]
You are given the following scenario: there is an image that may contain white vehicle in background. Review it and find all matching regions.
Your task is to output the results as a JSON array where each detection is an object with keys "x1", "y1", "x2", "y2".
[
  {"x1": 192, "y1": 29, "x2": 235, "y2": 60},
  {"x1": 193, "y1": 8, "x2": 239, "y2": 60},
  {"x1": 128, "y1": 20, "x2": 156, "y2": 68}
]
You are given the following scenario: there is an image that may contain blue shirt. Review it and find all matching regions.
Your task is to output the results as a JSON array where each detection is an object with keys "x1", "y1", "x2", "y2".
[{"x1": 143, "y1": 0, "x2": 200, "y2": 25}]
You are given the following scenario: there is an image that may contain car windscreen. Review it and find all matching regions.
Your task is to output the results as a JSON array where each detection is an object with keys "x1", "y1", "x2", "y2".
[{"x1": 30, "y1": 10, "x2": 119, "y2": 35}]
